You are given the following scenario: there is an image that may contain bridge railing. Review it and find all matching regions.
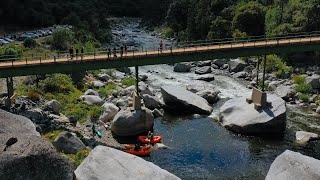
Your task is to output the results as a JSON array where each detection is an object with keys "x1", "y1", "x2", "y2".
[{"x1": 1, "y1": 31, "x2": 320, "y2": 67}]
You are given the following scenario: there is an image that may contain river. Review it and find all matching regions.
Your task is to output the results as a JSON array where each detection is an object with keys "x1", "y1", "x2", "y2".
[{"x1": 111, "y1": 18, "x2": 320, "y2": 179}]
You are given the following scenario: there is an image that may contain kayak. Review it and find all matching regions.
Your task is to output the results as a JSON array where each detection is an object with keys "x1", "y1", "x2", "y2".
[
  {"x1": 124, "y1": 149, "x2": 151, "y2": 156},
  {"x1": 124, "y1": 145, "x2": 151, "y2": 150},
  {"x1": 138, "y1": 136, "x2": 162, "y2": 144}
]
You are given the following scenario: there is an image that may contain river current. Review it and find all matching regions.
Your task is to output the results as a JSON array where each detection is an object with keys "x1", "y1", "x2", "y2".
[{"x1": 111, "y1": 18, "x2": 320, "y2": 179}]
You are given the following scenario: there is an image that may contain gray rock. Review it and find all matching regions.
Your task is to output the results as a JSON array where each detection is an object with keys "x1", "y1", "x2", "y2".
[
  {"x1": 306, "y1": 74, "x2": 320, "y2": 89},
  {"x1": 316, "y1": 106, "x2": 320, "y2": 113},
  {"x1": 116, "y1": 99, "x2": 129, "y2": 108},
  {"x1": 161, "y1": 85, "x2": 212, "y2": 115},
  {"x1": 119, "y1": 86, "x2": 135, "y2": 96},
  {"x1": 195, "y1": 74, "x2": 215, "y2": 82},
  {"x1": 219, "y1": 94, "x2": 286, "y2": 135},
  {"x1": 195, "y1": 66, "x2": 212, "y2": 75},
  {"x1": 213, "y1": 59, "x2": 228, "y2": 67},
  {"x1": 243, "y1": 66, "x2": 254, "y2": 73},
  {"x1": 45, "y1": 100, "x2": 62, "y2": 114},
  {"x1": 0, "y1": 110, "x2": 74, "y2": 180},
  {"x1": 80, "y1": 95, "x2": 104, "y2": 106},
  {"x1": 296, "y1": 131, "x2": 319, "y2": 144},
  {"x1": 152, "y1": 108, "x2": 164, "y2": 118},
  {"x1": 211, "y1": 64, "x2": 219, "y2": 69},
  {"x1": 196, "y1": 90, "x2": 220, "y2": 104},
  {"x1": 309, "y1": 94, "x2": 318, "y2": 103},
  {"x1": 84, "y1": 89, "x2": 99, "y2": 96},
  {"x1": 266, "y1": 150, "x2": 320, "y2": 180},
  {"x1": 174, "y1": 63, "x2": 192, "y2": 72},
  {"x1": 99, "y1": 102, "x2": 119, "y2": 122},
  {"x1": 139, "y1": 74, "x2": 148, "y2": 81},
  {"x1": 74, "y1": 146, "x2": 180, "y2": 180},
  {"x1": 117, "y1": 67, "x2": 131, "y2": 74},
  {"x1": 139, "y1": 82, "x2": 154, "y2": 96},
  {"x1": 111, "y1": 109, "x2": 154, "y2": 136},
  {"x1": 274, "y1": 85, "x2": 295, "y2": 101},
  {"x1": 22, "y1": 108, "x2": 45, "y2": 123},
  {"x1": 142, "y1": 94, "x2": 162, "y2": 110},
  {"x1": 97, "y1": 73, "x2": 110, "y2": 81},
  {"x1": 50, "y1": 113, "x2": 70, "y2": 124},
  {"x1": 232, "y1": 71, "x2": 247, "y2": 78},
  {"x1": 222, "y1": 64, "x2": 229, "y2": 69},
  {"x1": 92, "y1": 81, "x2": 105, "y2": 88},
  {"x1": 53, "y1": 131, "x2": 86, "y2": 154},
  {"x1": 197, "y1": 60, "x2": 212, "y2": 67},
  {"x1": 228, "y1": 59, "x2": 247, "y2": 73}
]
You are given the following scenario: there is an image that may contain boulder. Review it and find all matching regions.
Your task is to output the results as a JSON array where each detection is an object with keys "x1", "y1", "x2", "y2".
[
  {"x1": 53, "y1": 131, "x2": 86, "y2": 154},
  {"x1": 274, "y1": 85, "x2": 295, "y2": 101},
  {"x1": 119, "y1": 86, "x2": 135, "y2": 96},
  {"x1": 139, "y1": 74, "x2": 148, "y2": 81},
  {"x1": 97, "y1": 73, "x2": 110, "y2": 81},
  {"x1": 99, "y1": 102, "x2": 119, "y2": 122},
  {"x1": 22, "y1": 108, "x2": 46, "y2": 123},
  {"x1": 195, "y1": 66, "x2": 212, "y2": 75},
  {"x1": 161, "y1": 85, "x2": 212, "y2": 115},
  {"x1": 0, "y1": 110, "x2": 74, "y2": 180},
  {"x1": 111, "y1": 109, "x2": 154, "y2": 136},
  {"x1": 116, "y1": 99, "x2": 129, "y2": 108},
  {"x1": 195, "y1": 74, "x2": 215, "y2": 82},
  {"x1": 80, "y1": 95, "x2": 104, "y2": 106},
  {"x1": 243, "y1": 66, "x2": 254, "y2": 73},
  {"x1": 296, "y1": 131, "x2": 319, "y2": 144},
  {"x1": 84, "y1": 89, "x2": 99, "y2": 96},
  {"x1": 45, "y1": 100, "x2": 62, "y2": 114},
  {"x1": 116, "y1": 67, "x2": 131, "y2": 74},
  {"x1": 266, "y1": 150, "x2": 320, "y2": 180},
  {"x1": 228, "y1": 59, "x2": 247, "y2": 73},
  {"x1": 316, "y1": 106, "x2": 320, "y2": 113},
  {"x1": 306, "y1": 74, "x2": 320, "y2": 89},
  {"x1": 197, "y1": 60, "x2": 212, "y2": 67},
  {"x1": 139, "y1": 82, "x2": 154, "y2": 96},
  {"x1": 232, "y1": 72, "x2": 247, "y2": 78},
  {"x1": 219, "y1": 94, "x2": 286, "y2": 135},
  {"x1": 213, "y1": 59, "x2": 228, "y2": 67},
  {"x1": 142, "y1": 94, "x2": 162, "y2": 110},
  {"x1": 50, "y1": 113, "x2": 70, "y2": 124},
  {"x1": 222, "y1": 64, "x2": 229, "y2": 69},
  {"x1": 74, "y1": 146, "x2": 180, "y2": 180},
  {"x1": 152, "y1": 108, "x2": 164, "y2": 118},
  {"x1": 196, "y1": 89, "x2": 220, "y2": 104},
  {"x1": 211, "y1": 64, "x2": 219, "y2": 69},
  {"x1": 92, "y1": 81, "x2": 105, "y2": 88},
  {"x1": 174, "y1": 63, "x2": 192, "y2": 72}
]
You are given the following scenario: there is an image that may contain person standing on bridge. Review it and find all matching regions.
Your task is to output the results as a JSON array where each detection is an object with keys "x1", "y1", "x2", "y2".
[
  {"x1": 159, "y1": 40, "x2": 164, "y2": 53},
  {"x1": 80, "y1": 47, "x2": 84, "y2": 60},
  {"x1": 107, "y1": 47, "x2": 111, "y2": 58},
  {"x1": 120, "y1": 46, "x2": 124, "y2": 57},
  {"x1": 113, "y1": 47, "x2": 117, "y2": 57},
  {"x1": 76, "y1": 48, "x2": 79, "y2": 60},
  {"x1": 124, "y1": 45, "x2": 128, "y2": 55},
  {"x1": 69, "y1": 47, "x2": 74, "y2": 60}
]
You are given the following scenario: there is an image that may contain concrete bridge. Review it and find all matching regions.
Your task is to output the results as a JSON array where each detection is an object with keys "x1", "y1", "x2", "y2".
[{"x1": 1, "y1": 32, "x2": 320, "y2": 107}]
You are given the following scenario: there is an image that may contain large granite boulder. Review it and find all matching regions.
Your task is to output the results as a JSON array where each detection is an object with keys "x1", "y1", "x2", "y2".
[
  {"x1": 142, "y1": 94, "x2": 162, "y2": 110},
  {"x1": 161, "y1": 85, "x2": 212, "y2": 115},
  {"x1": 306, "y1": 74, "x2": 320, "y2": 89},
  {"x1": 213, "y1": 59, "x2": 228, "y2": 67},
  {"x1": 84, "y1": 89, "x2": 99, "y2": 96},
  {"x1": 266, "y1": 150, "x2": 320, "y2": 180},
  {"x1": 274, "y1": 85, "x2": 295, "y2": 101},
  {"x1": 232, "y1": 72, "x2": 247, "y2": 78},
  {"x1": 219, "y1": 94, "x2": 286, "y2": 135},
  {"x1": 195, "y1": 66, "x2": 212, "y2": 75},
  {"x1": 53, "y1": 131, "x2": 86, "y2": 154},
  {"x1": 174, "y1": 63, "x2": 192, "y2": 72},
  {"x1": 296, "y1": 131, "x2": 319, "y2": 144},
  {"x1": 0, "y1": 110, "x2": 74, "y2": 180},
  {"x1": 97, "y1": 73, "x2": 110, "y2": 81},
  {"x1": 195, "y1": 74, "x2": 215, "y2": 82},
  {"x1": 99, "y1": 102, "x2": 119, "y2": 122},
  {"x1": 75, "y1": 146, "x2": 180, "y2": 180},
  {"x1": 80, "y1": 95, "x2": 104, "y2": 106},
  {"x1": 111, "y1": 109, "x2": 154, "y2": 136},
  {"x1": 228, "y1": 59, "x2": 247, "y2": 73},
  {"x1": 45, "y1": 100, "x2": 62, "y2": 114},
  {"x1": 196, "y1": 89, "x2": 220, "y2": 104}
]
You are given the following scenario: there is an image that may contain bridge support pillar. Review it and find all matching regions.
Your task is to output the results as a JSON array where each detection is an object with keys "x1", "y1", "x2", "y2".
[
  {"x1": 129, "y1": 66, "x2": 145, "y2": 111},
  {"x1": 5, "y1": 77, "x2": 14, "y2": 108}
]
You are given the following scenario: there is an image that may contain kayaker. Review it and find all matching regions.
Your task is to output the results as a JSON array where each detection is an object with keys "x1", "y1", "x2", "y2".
[
  {"x1": 146, "y1": 131, "x2": 152, "y2": 140},
  {"x1": 134, "y1": 140, "x2": 141, "y2": 151}
]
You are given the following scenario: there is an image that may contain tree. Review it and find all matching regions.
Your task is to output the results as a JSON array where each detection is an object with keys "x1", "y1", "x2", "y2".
[
  {"x1": 23, "y1": 38, "x2": 37, "y2": 48},
  {"x1": 51, "y1": 28, "x2": 75, "y2": 51}
]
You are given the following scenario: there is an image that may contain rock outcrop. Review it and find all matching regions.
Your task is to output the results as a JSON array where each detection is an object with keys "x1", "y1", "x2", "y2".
[
  {"x1": 45, "y1": 100, "x2": 62, "y2": 114},
  {"x1": 161, "y1": 85, "x2": 212, "y2": 115},
  {"x1": 142, "y1": 94, "x2": 162, "y2": 110},
  {"x1": 266, "y1": 150, "x2": 320, "y2": 180},
  {"x1": 306, "y1": 74, "x2": 320, "y2": 89},
  {"x1": 99, "y1": 102, "x2": 119, "y2": 122},
  {"x1": 219, "y1": 94, "x2": 286, "y2": 134},
  {"x1": 195, "y1": 66, "x2": 212, "y2": 75},
  {"x1": 0, "y1": 110, "x2": 74, "y2": 180},
  {"x1": 111, "y1": 109, "x2": 154, "y2": 136},
  {"x1": 295, "y1": 131, "x2": 319, "y2": 144},
  {"x1": 274, "y1": 85, "x2": 295, "y2": 101},
  {"x1": 75, "y1": 146, "x2": 180, "y2": 180},
  {"x1": 53, "y1": 131, "x2": 86, "y2": 154},
  {"x1": 228, "y1": 59, "x2": 247, "y2": 73},
  {"x1": 174, "y1": 63, "x2": 192, "y2": 72}
]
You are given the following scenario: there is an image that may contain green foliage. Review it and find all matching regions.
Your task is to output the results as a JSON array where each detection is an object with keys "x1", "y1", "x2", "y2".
[
  {"x1": 161, "y1": 27, "x2": 174, "y2": 38},
  {"x1": 297, "y1": 93, "x2": 310, "y2": 102},
  {"x1": 51, "y1": 28, "x2": 75, "y2": 51},
  {"x1": 262, "y1": 55, "x2": 292, "y2": 78},
  {"x1": 292, "y1": 75, "x2": 306, "y2": 84},
  {"x1": 294, "y1": 83, "x2": 313, "y2": 94},
  {"x1": 98, "y1": 83, "x2": 117, "y2": 97},
  {"x1": 39, "y1": 74, "x2": 75, "y2": 93},
  {"x1": 232, "y1": 29, "x2": 247, "y2": 38},
  {"x1": 43, "y1": 130, "x2": 64, "y2": 143},
  {"x1": 121, "y1": 77, "x2": 136, "y2": 86},
  {"x1": 257, "y1": 81, "x2": 269, "y2": 90},
  {"x1": 63, "y1": 149, "x2": 91, "y2": 167},
  {"x1": 23, "y1": 38, "x2": 37, "y2": 48}
]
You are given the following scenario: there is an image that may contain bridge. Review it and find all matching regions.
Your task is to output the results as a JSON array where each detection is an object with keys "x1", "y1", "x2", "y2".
[{"x1": 1, "y1": 31, "x2": 320, "y2": 107}]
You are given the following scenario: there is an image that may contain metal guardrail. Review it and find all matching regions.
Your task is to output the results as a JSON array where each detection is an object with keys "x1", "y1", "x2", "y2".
[{"x1": 1, "y1": 31, "x2": 320, "y2": 67}]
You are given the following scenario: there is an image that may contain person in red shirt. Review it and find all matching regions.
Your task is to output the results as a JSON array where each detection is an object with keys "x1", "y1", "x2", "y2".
[{"x1": 159, "y1": 40, "x2": 163, "y2": 53}]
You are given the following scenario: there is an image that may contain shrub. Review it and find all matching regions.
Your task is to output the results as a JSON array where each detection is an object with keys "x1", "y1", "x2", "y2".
[
  {"x1": 292, "y1": 75, "x2": 306, "y2": 85},
  {"x1": 257, "y1": 81, "x2": 269, "y2": 90},
  {"x1": 121, "y1": 77, "x2": 136, "y2": 86},
  {"x1": 294, "y1": 83, "x2": 313, "y2": 94},
  {"x1": 64, "y1": 149, "x2": 91, "y2": 167},
  {"x1": 26, "y1": 90, "x2": 42, "y2": 102},
  {"x1": 39, "y1": 74, "x2": 76, "y2": 93},
  {"x1": 161, "y1": 27, "x2": 174, "y2": 38},
  {"x1": 23, "y1": 38, "x2": 37, "y2": 48},
  {"x1": 42, "y1": 130, "x2": 64, "y2": 143},
  {"x1": 98, "y1": 83, "x2": 117, "y2": 97},
  {"x1": 298, "y1": 93, "x2": 310, "y2": 102},
  {"x1": 262, "y1": 55, "x2": 292, "y2": 78},
  {"x1": 51, "y1": 28, "x2": 75, "y2": 51}
]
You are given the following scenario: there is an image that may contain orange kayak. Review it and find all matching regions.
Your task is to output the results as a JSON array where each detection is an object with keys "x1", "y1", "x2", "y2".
[
  {"x1": 124, "y1": 145, "x2": 151, "y2": 150},
  {"x1": 124, "y1": 149, "x2": 151, "y2": 156},
  {"x1": 138, "y1": 136, "x2": 162, "y2": 144}
]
